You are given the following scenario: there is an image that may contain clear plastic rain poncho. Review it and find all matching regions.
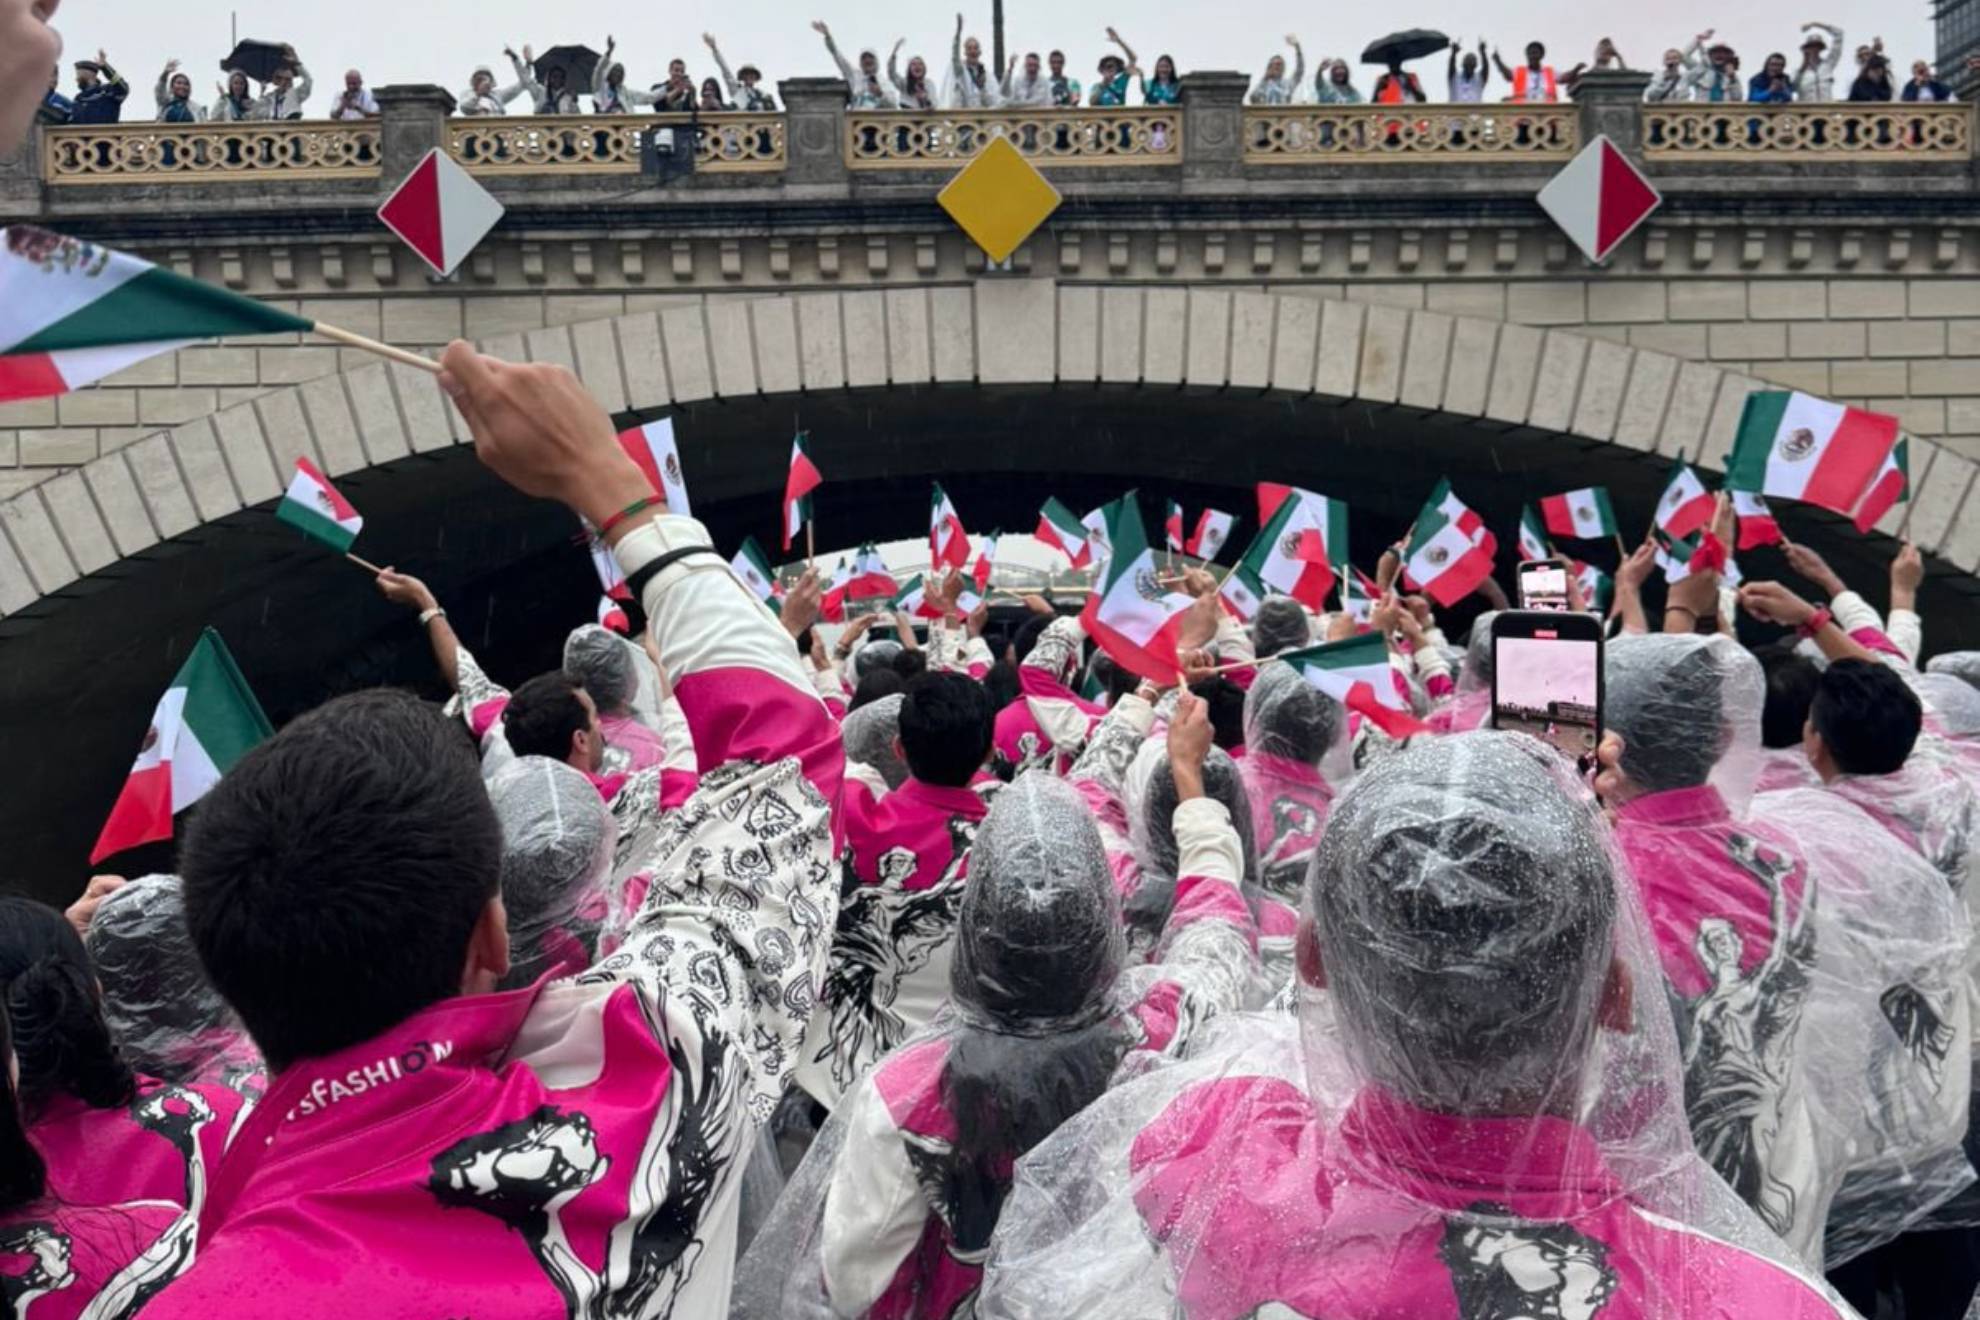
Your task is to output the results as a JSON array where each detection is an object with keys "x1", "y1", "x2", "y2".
[
  {"x1": 1607, "y1": 633, "x2": 1968, "y2": 1266},
  {"x1": 853, "y1": 639, "x2": 904, "y2": 680},
  {"x1": 978, "y1": 733, "x2": 1858, "y2": 1320},
  {"x1": 1435, "y1": 609, "x2": 1499, "y2": 734},
  {"x1": 86, "y1": 875, "x2": 260, "y2": 1084},
  {"x1": 564, "y1": 623, "x2": 668, "y2": 776},
  {"x1": 1928, "y1": 651, "x2": 1980, "y2": 691},
  {"x1": 1919, "y1": 672, "x2": 1980, "y2": 738},
  {"x1": 1249, "y1": 596, "x2": 1311, "y2": 660},
  {"x1": 487, "y1": 756, "x2": 615, "y2": 989},
  {"x1": 1239, "y1": 662, "x2": 1349, "y2": 902},
  {"x1": 840, "y1": 692, "x2": 909, "y2": 791},
  {"x1": 1122, "y1": 741, "x2": 1257, "y2": 944}
]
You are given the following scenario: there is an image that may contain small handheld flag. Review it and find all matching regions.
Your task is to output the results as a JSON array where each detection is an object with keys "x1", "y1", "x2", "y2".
[
  {"x1": 930, "y1": 483, "x2": 970, "y2": 570},
  {"x1": 782, "y1": 432, "x2": 823, "y2": 551},
  {"x1": 1036, "y1": 498, "x2": 1093, "y2": 569},
  {"x1": 1849, "y1": 438, "x2": 1910, "y2": 535},
  {"x1": 1726, "y1": 391, "x2": 1899, "y2": 517},
  {"x1": 973, "y1": 532, "x2": 1000, "y2": 592},
  {"x1": 1237, "y1": 489, "x2": 1346, "y2": 612},
  {"x1": 1219, "y1": 564, "x2": 1266, "y2": 622},
  {"x1": 1277, "y1": 633, "x2": 1429, "y2": 739},
  {"x1": 1731, "y1": 492, "x2": 1784, "y2": 550},
  {"x1": 275, "y1": 457, "x2": 363, "y2": 553},
  {"x1": 1187, "y1": 508, "x2": 1235, "y2": 562},
  {"x1": 847, "y1": 543, "x2": 898, "y2": 600},
  {"x1": 619, "y1": 419, "x2": 691, "y2": 515},
  {"x1": 1081, "y1": 498, "x2": 1198, "y2": 684},
  {"x1": 732, "y1": 536, "x2": 781, "y2": 606},
  {"x1": 1517, "y1": 506, "x2": 1551, "y2": 563},
  {"x1": 1164, "y1": 501, "x2": 1185, "y2": 555},
  {"x1": 1653, "y1": 460, "x2": 1717, "y2": 540},
  {"x1": 1401, "y1": 480, "x2": 1495, "y2": 608},
  {"x1": 1539, "y1": 487, "x2": 1618, "y2": 541}
]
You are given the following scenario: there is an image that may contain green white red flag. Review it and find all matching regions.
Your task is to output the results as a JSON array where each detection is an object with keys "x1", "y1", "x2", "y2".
[
  {"x1": 973, "y1": 531, "x2": 1000, "y2": 592},
  {"x1": 1849, "y1": 438, "x2": 1910, "y2": 534},
  {"x1": 1539, "y1": 486, "x2": 1618, "y2": 540},
  {"x1": 820, "y1": 558, "x2": 852, "y2": 622},
  {"x1": 91, "y1": 628, "x2": 273, "y2": 864},
  {"x1": 847, "y1": 543, "x2": 896, "y2": 599},
  {"x1": 1726, "y1": 391, "x2": 1899, "y2": 516},
  {"x1": 732, "y1": 535, "x2": 781, "y2": 606},
  {"x1": 1518, "y1": 506, "x2": 1550, "y2": 562},
  {"x1": 1653, "y1": 527, "x2": 1731, "y2": 584},
  {"x1": 1343, "y1": 568, "x2": 1380, "y2": 626},
  {"x1": 1402, "y1": 480, "x2": 1496, "y2": 607},
  {"x1": 1276, "y1": 633, "x2": 1428, "y2": 739},
  {"x1": 1218, "y1": 564, "x2": 1266, "y2": 622},
  {"x1": 1187, "y1": 508, "x2": 1235, "y2": 561},
  {"x1": 782, "y1": 432, "x2": 822, "y2": 550},
  {"x1": 1036, "y1": 497, "x2": 1092, "y2": 569},
  {"x1": 1654, "y1": 460, "x2": 1716, "y2": 539},
  {"x1": 1079, "y1": 497, "x2": 1197, "y2": 684},
  {"x1": 1569, "y1": 559, "x2": 1613, "y2": 612},
  {"x1": 1164, "y1": 500, "x2": 1185, "y2": 553},
  {"x1": 930, "y1": 483, "x2": 970, "y2": 570},
  {"x1": 1238, "y1": 488, "x2": 1346, "y2": 611},
  {"x1": 1, "y1": 226, "x2": 313, "y2": 403},
  {"x1": 274, "y1": 457, "x2": 363, "y2": 553},
  {"x1": 1732, "y1": 491, "x2": 1784, "y2": 549},
  {"x1": 619, "y1": 418, "x2": 690, "y2": 515}
]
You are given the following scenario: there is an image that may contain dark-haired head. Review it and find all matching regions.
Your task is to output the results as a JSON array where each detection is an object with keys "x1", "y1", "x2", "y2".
[
  {"x1": 849, "y1": 667, "x2": 905, "y2": 713},
  {"x1": 892, "y1": 649, "x2": 928, "y2": 682},
  {"x1": 182, "y1": 690, "x2": 506, "y2": 1072},
  {"x1": 1809, "y1": 659, "x2": 1922, "y2": 779},
  {"x1": 899, "y1": 673, "x2": 995, "y2": 787},
  {"x1": 1190, "y1": 677, "x2": 1247, "y2": 753},
  {"x1": 0, "y1": 897, "x2": 135, "y2": 1119},
  {"x1": 0, "y1": 1001, "x2": 47, "y2": 1215},
  {"x1": 503, "y1": 672, "x2": 603, "y2": 771},
  {"x1": 1756, "y1": 644, "x2": 1822, "y2": 751}
]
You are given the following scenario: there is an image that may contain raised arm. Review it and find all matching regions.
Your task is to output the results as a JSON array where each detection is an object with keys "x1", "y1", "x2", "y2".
[
  {"x1": 813, "y1": 20, "x2": 859, "y2": 86},
  {"x1": 592, "y1": 37, "x2": 614, "y2": 99},
  {"x1": 1287, "y1": 37, "x2": 1305, "y2": 92},
  {"x1": 704, "y1": 33, "x2": 739, "y2": 98},
  {"x1": 1491, "y1": 48, "x2": 1516, "y2": 80},
  {"x1": 154, "y1": 60, "x2": 176, "y2": 110},
  {"x1": 1107, "y1": 27, "x2": 1139, "y2": 71}
]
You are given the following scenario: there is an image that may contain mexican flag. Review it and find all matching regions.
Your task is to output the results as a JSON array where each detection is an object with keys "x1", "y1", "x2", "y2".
[
  {"x1": 1277, "y1": 634, "x2": 1428, "y2": 739},
  {"x1": 597, "y1": 594, "x2": 631, "y2": 634},
  {"x1": 1036, "y1": 497, "x2": 1092, "y2": 569},
  {"x1": 1238, "y1": 489, "x2": 1346, "y2": 612},
  {"x1": 1164, "y1": 500, "x2": 1185, "y2": 554},
  {"x1": 1518, "y1": 506, "x2": 1550, "y2": 563},
  {"x1": 90, "y1": 628, "x2": 273, "y2": 864},
  {"x1": 972, "y1": 531, "x2": 1000, "y2": 592},
  {"x1": 1569, "y1": 559, "x2": 1613, "y2": 613},
  {"x1": 1402, "y1": 480, "x2": 1496, "y2": 608},
  {"x1": 1187, "y1": 508, "x2": 1235, "y2": 562},
  {"x1": 2, "y1": 226, "x2": 313, "y2": 403},
  {"x1": 1219, "y1": 563, "x2": 1266, "y2": 622},
  {"x1": 1539, "y1": 486, "x2": 1618, "y2": 540},
  {"x1": 1654, "y1": 460, "x2": 1716, "y2": 540},
  {"x1": 1080, "y1": 498, "x2": 1197, "y2": 684},
  {"x1": 782, "y1": 432, "x2": 822, "y2": 550},
  {"x1": 1343, "y1": 568, "x2": 1380, "y2": 626},
  {"x1": 1732, "y1": 491, "x2": 1784, "y2": 549},
  {"x1": 820, "y1": 558, "x2": 852, "y2": 622},
  {"x1": 619, "y1": 418, "x2": 690, "y2": 515},
  {"x1": 732, "y1": 535, "x2": 780, "y2": 605},
  {"x1": 847, "y1": 543, "x2": 897, "y2": 600},
  {"x1": 1850, "y1": 438, "x2": 1909, "y2": 534},
  {"x1": 586, "y1": 529, "x2": 630, "y2": 602},
  {"x1": 894, "y1": 574, "x2": 936, "y2": 618},
  {"x1": 1653, "y1": 527, "x2": 1730, "y2": 584},
  {"x1": 1257, "y1": 482, "x2": 1297, "y2": 524},
  {"x1": 1081, "y1": 502, "x2": 1115, "y2": 573},
  {"x1": 274, "y1": 457, "x2": 362, "y2": 553},
  {"x1": 1726, "y1": 391, "x2": 1899, "y2": 516},
  {"x1": 930, "y1": 483, "x2": 970, "y2": 570}
]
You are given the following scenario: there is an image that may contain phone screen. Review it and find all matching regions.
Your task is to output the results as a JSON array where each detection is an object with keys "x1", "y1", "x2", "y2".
[
  {"x1": 1519, "y1": 563, "x2": 1570, "y2": 612},
  {"x1": 1493, "y1": 622, "x2": 1603, "y2": 770}
]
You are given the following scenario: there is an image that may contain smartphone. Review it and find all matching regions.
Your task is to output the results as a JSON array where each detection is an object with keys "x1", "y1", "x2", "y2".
[
  {"x1": 1517, "y1": 559, "x2": 1571, "y2": 612},
  {"x1": 1492, "y1": 610, "x2": 1605, "y2": 771}
]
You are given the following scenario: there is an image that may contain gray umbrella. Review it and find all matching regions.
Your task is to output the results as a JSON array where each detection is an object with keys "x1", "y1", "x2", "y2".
[{"x1": 1361, "y1": 29, "x2": 1451, "y2": 66}]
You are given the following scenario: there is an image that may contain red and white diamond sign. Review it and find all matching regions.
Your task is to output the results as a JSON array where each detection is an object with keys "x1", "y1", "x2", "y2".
[
  {"x1": 377, "y1": 148, "x2": 505, "y2": 279},
  {"x1": 1536, "y1": 134, "x2": 1661, "y2": 266}
]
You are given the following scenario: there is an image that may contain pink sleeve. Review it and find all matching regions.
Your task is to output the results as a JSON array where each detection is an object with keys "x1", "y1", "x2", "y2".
[
  {"x1": 1848, "y1": 626, "x2": 1908, "y2": 663},
  {"x1": 1425, "y1": 672, "x2": 1454, "y2": 699}
]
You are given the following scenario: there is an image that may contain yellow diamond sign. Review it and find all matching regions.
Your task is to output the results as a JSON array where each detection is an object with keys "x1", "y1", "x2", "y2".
[{"x1": 937, "y1": 135, "x2": 1063, "y2": 266}]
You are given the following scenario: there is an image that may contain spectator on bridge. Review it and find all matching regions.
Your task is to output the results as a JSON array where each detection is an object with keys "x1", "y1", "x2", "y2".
[
  {"x1": 1750, "y1": 53, "x2": 1796, "y2": 102},
  {"x1": 1492, "y1": 40, "x2": 1560, "y2": 101},
  {"x1": 888, "y1": 41, "x2": 937, "y2": 109},
  {"x1": 946, "y1": 15, "x2": 999, "y2": 109},
  {"x1": 71, "y1": 52, "x2": 130, "y2": 124},
  {"x1": 1001, "y1": 49, "x2": 1050, "y2": 106},
  {"x1": 1902, "y1": 60, "x2": 1955, "y2": 101},
  {"x1": 331, "y1": 70, "x2": 378, "y2": 120},
  {"x1": 1047, "y1": 49, "x2": 1081, "y2": 105},
  {"x1": 1644, "y1": 39, "x2": 1701, "y2": 102},
  {"x1": 211, "y1": 69, "x2": 255, "y2": 121},
  {"x1": 39, "y1": 65, "x2": 73, "y2": 126},
  {"x1": 655, "y1": 58, "x2": 697, "y2": 112},
  {"x1": 1372, "y1": 58, "x2": 1427, "y2": 104},
  {"x1": 698, "y1": 77, "x2": 733, "y2": 112},
  {"x1": 1688, "y1": 39, "x2": 1746, "y2": 102},
  {"x1": 1562, "y1": 36, "x2": 1626, "y2": 91},
  {"x1": 1247, "y1": 37, "x2": 1304, "y2": 105},
  {"x1": 1316, "y1": 58, "x2": 1364, "y2": 103},
  {"x1": 705, "y1": 34, "x2": 777, "y2": 112},
  {"x1": 515, "y1": 47, "x2": 579, "y2": 115},
  {"x1": 253, "y1": 50, "x2": 310, "y2": 120},
  {"x1": 1849, "y1": 53, "x2": 1895, "y2": 100},
  {"x1": 154, "y1": 60, "x2": 205, "y2": 122},
  {"x1": 591, "y1": 37, "x2": 659, "y2": 113},
  {"x1": 1140, "y1": 52, "x2": 1182, "y2": 104},
  {"x1": 1447, "y1": 40, "x2": 1490, "y2": 102},
  {"x1": 458, "y1": 55, "x2": 529, "y2": 116},
  {"x1": 1090, "y1": 30, "x2": 1135, "y2": 107},
  {"x1": 1794, "y1": 24, "x2": 1843, "y2": 100},
  {"x1": 813, "y1": 22, "x2": 895, "y2": 109}
]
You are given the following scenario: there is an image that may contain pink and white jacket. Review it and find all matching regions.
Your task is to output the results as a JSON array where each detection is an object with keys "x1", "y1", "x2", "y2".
[
  {"x1": 795, "y1": 777, "x2": 993, "y2": 1110},
  {"x1": 1113, "y1": 1079, "x2": 1850, "y2": 1319},
  {"x1": 31, "y1": 1073, "x2": 256, "y2": 1218},
  {"x1": 1238, "y1": 751, "x2": 1334, "y2": 904},
  {"x1": 811, "y1": 800, "x2": 1259, "y2": 1319},
  {"x1": 145, "y1": 513, "x2": 845, "y2": 1320},
  {"x1": 992, "y1": 619, "x2": 1103, "y2": 777},
  {"x1": 925, "y1": 621, "x2": 994, "y2": 681},
  {"x1": 0, "y1": 1199, "x2": 197, "y2": 1320},
  {"x1": 1829, "y1": 761, "x2": 1978, "y2": 897}
]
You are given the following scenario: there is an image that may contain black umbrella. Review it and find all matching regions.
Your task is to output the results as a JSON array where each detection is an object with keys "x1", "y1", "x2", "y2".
[
  {"x1": 1361, "y1": 29, "x2": 1450, "y2": 66},
  {"x1": 533, "y1": 45, "x2": 601, "y2": 92},
  {"x1": 219, "y1": 39, "x2": 300, "y2": 84}
]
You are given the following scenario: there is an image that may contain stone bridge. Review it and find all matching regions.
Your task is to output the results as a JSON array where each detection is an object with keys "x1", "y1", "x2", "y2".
[{"x1": 1, "y1": 70, "x2": 1977, "y2": 885}]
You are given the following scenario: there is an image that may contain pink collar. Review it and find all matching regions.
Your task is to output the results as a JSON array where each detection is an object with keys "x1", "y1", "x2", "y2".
[
  {"x1": 1613, "y1": 784, "x2": 1730, "y2": 830},
  {"x1": 894, "y1": 777, "x2": 992, "y2": 819}
]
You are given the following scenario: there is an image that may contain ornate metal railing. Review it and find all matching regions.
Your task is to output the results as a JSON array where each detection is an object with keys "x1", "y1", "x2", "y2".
[
  {"x1": 844, "y1": 109, "x2": 1182, "y2": 168},
  {"x1": 447, "y1": 113, "x2": 786, "y2": 174},
  {"x1": 42, "y1": 122, "x2": 381, "y2": 183},
  {"x1": 1243, "y1": 105, "x2": 1579, "y2": 163},
  {"x1": 1642, "y1": 103, "x2": 1973, "y2": 159}
]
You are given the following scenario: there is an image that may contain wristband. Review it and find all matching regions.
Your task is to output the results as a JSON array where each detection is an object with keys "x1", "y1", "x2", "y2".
[
  {"x1": 1796, "y1": 605, "x2": 1833, "y2": 640},
  {"x1": 1664, "y1": 605, "x2": 1697, "y2": 622},
  {"x1": 597, "y1": 496, "x2": 662, "y2": 538},
  {"x1": 417, "y1": 606, "x2": 446, "y2": 626}
]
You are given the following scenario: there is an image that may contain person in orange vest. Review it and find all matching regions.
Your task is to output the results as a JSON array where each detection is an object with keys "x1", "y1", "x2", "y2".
[
  {"x1": 1371, "y1": 56, "x2": 1426, "y2": 103},
  {"x1": 1492, "y1": 40, "x2": 1560, "y2": 101}
]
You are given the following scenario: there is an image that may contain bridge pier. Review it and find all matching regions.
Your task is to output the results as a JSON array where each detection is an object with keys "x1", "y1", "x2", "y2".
[
  {"x1": 779, "y1": 78, "x2": 851, "y2": 190},
  {"x1": 373, "y1": 85, "x2": 458, "y2": 196},
  {"x1": 1569, "y1": 70, "x2": 1656, "y2": 160}
]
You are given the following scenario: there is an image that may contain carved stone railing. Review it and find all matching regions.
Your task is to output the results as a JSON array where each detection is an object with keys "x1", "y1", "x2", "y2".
[
  {"x1": 1243, "y1": 104, "x2": 1579, "y2": 163},
  {"x1": 1642, "y1": 103, "x2": 1974, "y2": 160},
  {"x1": 446, "y1": 113, "x2": 787, "y2": 174},
  {"x1": 41, "y1": 121, "x2": 381, "y2": 183},
  {"x1": 844, "y1": 109, "x2": 1182, "y2": 168}
]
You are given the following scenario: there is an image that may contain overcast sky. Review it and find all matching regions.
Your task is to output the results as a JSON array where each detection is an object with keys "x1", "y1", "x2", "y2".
[{"x1": 58, "y1": 0, "x2": 1936, "y2": 95}]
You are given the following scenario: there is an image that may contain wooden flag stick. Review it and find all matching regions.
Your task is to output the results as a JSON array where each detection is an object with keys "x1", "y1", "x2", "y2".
[
  {"x1": 1613, "y1": 533, "x2": 1628, "y2": 562},
  {"x1": 1897, "y1": 498, "x2": 1917, "y2": 541},
  {"x1": 806, "y1": 520, "x2": 815, "y2": 571},
  {"x1": 345, "y1": 551, "x2": 386, "y2": 575},
  {"x1": 313, "y1": 322, "x2": 442, "y2": 375}
]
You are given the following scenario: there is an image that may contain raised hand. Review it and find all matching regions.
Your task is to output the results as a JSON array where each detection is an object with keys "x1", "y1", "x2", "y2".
[
  {"x1": 781, "y1": 568, "x2": 824, "y2": 638},
  {"x1": 811, "y1": 20, "x2": 829, "y2": 37},
  {"x1": 1166, "y1": 690, "x2": 1214, "y2": 800},
  {"x1": 1738, "y1": 580, "x2": 1819, "y2": 629},
  {"x1": 1616, "y1": 541, "x2": 1656, "y2": 592},
  {"x1": 1891, "y1": 541, "x2": 1923, "y2": 599},
  {"x1": 1783, "y1": 541, "x2": 1845, "y2": 598},
  {"x1": 374, "y1": 567, "x2": 438, "y2": 613}
]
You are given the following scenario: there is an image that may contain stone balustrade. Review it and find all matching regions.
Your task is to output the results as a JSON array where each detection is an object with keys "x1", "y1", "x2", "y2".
[
  {"x1": 42, "y1": 120, "x2": 382, "y2": 183},
  {"x1": 1244, "y1": 104, "x2": 1579, "y2": 163},
  {"x1": 844, "y1": 108, "x2": 1181, "y2": 167},
  {"x1": 1643, "y1": 102, "x2": 1973, "y2": 160}
]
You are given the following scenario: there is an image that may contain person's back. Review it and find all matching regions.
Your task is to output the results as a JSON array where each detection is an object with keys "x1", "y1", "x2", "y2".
[
  {"x1": 1236, "y1": 662, "x2": 1344, "y2": 902},
  {"x1": 148, "y1": 487, "x2": 842, "y2": 1317},
  {"x1": 991, "y1": 615, "x2": 1103, "y2": 777},
  {"x1": 980, "y1": 733, "x2": 1852, "y2": 1319}
]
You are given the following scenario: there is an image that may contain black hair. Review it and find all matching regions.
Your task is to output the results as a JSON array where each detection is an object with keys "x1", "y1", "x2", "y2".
[
  {"x1": 1813, "y1": 660, "x2": 1922, "y2": 776},
  {"x1": 849, "y1": 667, "x2": 905, "y2": 712},
  {"x1": 898, "y1": 673, "x2": 996, "y2": 787},
  {"x1": 1125, "y1": 749, "x2": 1260, "y2": 941},
  {"x1": 181, "y1": 689, "x2": 502, "y2": 1071},
  {"x1": 503, "y1": 671, "x2": 590, "y2": 762},
  {"x1": 983, "y1": 660, "x2": 1021, "y2": 712},
  {"x1": 892, "y1": 649, "x2": 928, "y2": 682},
  {"x1": 1756, "y1": 644, "x2": 1822, "y2": 750},
  {"x1": 1191, "y1": 677, "x2": 1248, "y2": 752},
  {"x1": 0, "y1": 898, "x2": 136, "y2": 1119},
  {"x1": 1011, "y1": 614, "x2": 1056, "y2": 666},
  {"x1": 1610, "y1": 641, "x2": 1728, "y2": 794},
  {"x1": 0, "y1": 1002, "x2": 47, "y2": 1215}
]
